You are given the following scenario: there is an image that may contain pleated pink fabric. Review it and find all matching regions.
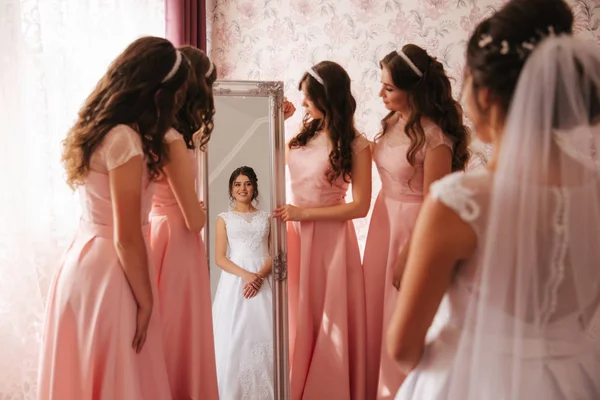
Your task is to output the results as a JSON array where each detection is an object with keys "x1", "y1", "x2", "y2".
[
  {"x1": 287, "y1": 132, "x2": 369, "y2": 400},
  {"x1": 148, "y1": 129, "x2": 218, "y2": 400},
  {"x1": 37, "y1": 125, "x2": 172, "y2": 400}
]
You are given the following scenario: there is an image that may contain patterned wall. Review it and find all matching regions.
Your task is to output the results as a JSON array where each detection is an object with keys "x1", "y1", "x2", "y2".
[{"x1": 207, "y1": 0, "x2": 600, "y2": 246}]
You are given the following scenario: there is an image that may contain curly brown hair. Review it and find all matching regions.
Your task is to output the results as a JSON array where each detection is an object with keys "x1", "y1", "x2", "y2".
[
  {"x1": 288, "y1": 61, "x2": 358, "y2": 184},
  {"x1": 174, "y1": 46, "x2": 218, "y2": 150},
  {"x1": 62, "y1": 36, "x2": 189, "y2": 189},
  {"x1": 380, "y1": 45, "x2": 471, "y2": 174}
]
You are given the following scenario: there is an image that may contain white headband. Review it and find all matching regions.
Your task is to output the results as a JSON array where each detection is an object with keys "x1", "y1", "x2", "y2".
[
  {"x1": 161, "y1": 50, "x2": 183, "y2": 83},
  {"x1": 307, "y1": 67, "x2": 324, "y2": 85},
  {"x1": 396, "y1": 49, "x2": 423, "y2": 78},
  {"x1": 205, "y1": 60, "x2": 214, "y2": 77}
]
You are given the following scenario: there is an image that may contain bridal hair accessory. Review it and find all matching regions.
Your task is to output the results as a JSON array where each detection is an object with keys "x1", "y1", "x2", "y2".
[
  {"x1": 395, "y1": 48, "x2": 423, "y2": 78},
  {"x1": 162, "y1": 50, "x2": 183, "y2": 83},
  {"x1": 478, "y1": 25, "x2": 557, "y2": 59},
  {"x1": 307, "y1": 67, "x2": 324, "y2": 85},
  {"x1": 205, "y1": 59, "x2": 215, "y2": 77}
]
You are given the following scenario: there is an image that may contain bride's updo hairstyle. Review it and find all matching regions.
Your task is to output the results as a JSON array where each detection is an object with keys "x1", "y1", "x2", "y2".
[{"x1": 465, "y1": 0, "x2": 573, "y2": 118}]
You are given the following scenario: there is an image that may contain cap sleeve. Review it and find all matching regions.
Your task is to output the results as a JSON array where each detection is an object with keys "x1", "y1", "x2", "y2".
[
  {"x1": 351, "y1": 133, "x2": 370, "y2": 155},
  {"x1": 425, "y1": 125, "x2": 453, "y2": 153},
  {"x1": 217, "y1": 211, "x2": 229, "y2": 223},
  {"x1": 165, "y1": 128, "x2": 183, "y2": 144},
  {"x1": 429, "y1": 171, "x2": 490, "y2": 238},
  {"x1": 104, "y1": 125, "x2": 143, "y2": 171}
]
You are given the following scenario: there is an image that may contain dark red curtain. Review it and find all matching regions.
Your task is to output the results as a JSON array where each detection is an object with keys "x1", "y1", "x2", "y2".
[{"x1": 165, "y1": 0, "x2": 207, "y2": 51}]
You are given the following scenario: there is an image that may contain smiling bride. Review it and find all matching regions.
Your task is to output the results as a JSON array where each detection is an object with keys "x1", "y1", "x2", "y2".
[{"x1": 211, "y1": 165, "x2": 275, "y2": 400}]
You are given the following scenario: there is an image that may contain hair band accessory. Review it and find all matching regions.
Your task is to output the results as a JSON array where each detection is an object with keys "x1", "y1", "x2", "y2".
[
  {"x1": 205, "y1": 60, "x2": 214, "y2": 77},
  {"x1": 395, "y1": 49, "x2": 423, "y2": 78},
  {"x1": 307, "y1": 67, "x2": 324, "y2": 85},
  {"x1": 162, "y1": 50, "x2": 183, "y2": 83}
]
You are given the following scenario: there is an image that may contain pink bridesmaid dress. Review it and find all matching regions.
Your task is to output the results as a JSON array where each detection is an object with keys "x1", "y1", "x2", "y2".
[
  {"x1": 37, "y1": 125, "x2": 172, "y2": 400},
  {"x1": 148, "y1": 129, "x2": 218, "y2": 400},
  {"x1": 287, "y1": 132, "x2": 369, "y2": 400},
  {"x1": 362, "y1": 116, "x2": 453, "y2": 399}
]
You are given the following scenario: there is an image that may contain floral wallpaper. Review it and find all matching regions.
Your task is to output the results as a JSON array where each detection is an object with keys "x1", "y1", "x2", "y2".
[{"x1": 207, "y1": 0, "x2": 600, "y2": 248}]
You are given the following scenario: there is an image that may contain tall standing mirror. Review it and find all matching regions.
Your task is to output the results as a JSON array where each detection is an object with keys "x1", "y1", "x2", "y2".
[{"x1": 199, "y1": 80, "x2": 289, "y2": 400}]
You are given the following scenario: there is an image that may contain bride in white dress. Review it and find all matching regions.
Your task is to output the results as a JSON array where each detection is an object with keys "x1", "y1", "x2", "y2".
[
  {"x1": 387, "y1": 0, "x2": 600, "y2": 399},
  {"x1": 212, "y1": 166, "x2": 274, "y2": 400}
]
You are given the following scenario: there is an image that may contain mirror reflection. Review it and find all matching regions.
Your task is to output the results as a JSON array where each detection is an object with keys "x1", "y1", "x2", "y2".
[{"x1": 208, "y1": 95, "x2": 275, "y2": 398}]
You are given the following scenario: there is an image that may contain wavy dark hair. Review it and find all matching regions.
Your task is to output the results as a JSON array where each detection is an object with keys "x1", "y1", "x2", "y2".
[
  {"x1": 466, "y1": 0, "x2": 573, "y2": 118},
  {"x1": 174, "y1": 45, "x2": 218, "y2": 150},
  {"x1": 62, "y1": 36, "x2": 189, "y2": 188},
  {"x1": 380, "y1": 45, "x2": 470, "y2": 175},
  {"x1": 228, "y1": 166, "x2": 259, "y2": 203},
  {"x1": 288, "y1": 61, "x2": 358, "y2": 184}
]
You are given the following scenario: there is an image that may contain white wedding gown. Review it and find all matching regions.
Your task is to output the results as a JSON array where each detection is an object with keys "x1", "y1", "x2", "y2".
[
  {"x1": 395, "y1": 170, "x2": 600, "y2": 399},
  {"x1": 212, "y1": 210, "x2": 274, "y2": 400}
]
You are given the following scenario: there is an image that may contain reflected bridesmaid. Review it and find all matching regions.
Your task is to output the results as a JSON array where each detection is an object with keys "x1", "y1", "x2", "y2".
[
  {"x1": 148, "y1": 47, "x2": 219, "y2": 400},
  {"x1": 37, "y1": 37, "x2": 188, "y2": 400},
  {"x1": 275, "y1": 61, "x2": 371, "y2": 400},
  {"x1": 362, "y1": 44, "x2": 470, "y2": 399}
]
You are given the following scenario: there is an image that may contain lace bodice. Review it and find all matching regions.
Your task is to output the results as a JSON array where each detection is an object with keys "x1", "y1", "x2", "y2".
[
  {"x1": 430, "y1": 170, "x2": 600, "y2": 344},
  {"x1": 218, "y1": 210, "x2": 270, "y2": 260}
]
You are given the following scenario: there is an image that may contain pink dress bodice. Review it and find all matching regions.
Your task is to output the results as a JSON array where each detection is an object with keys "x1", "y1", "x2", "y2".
[
  {"x1": 79, "y1": 124, "x2": 153, "y2": 227},
  {"x1": 374, "y1": 117, "x2": 453, "y2": 202},
  {"x1": 151, "y1": 128, "x2": 197, "y2": 209},
  {"x1": 288, "y1": 132, "x2": 370, "y2": 207}
]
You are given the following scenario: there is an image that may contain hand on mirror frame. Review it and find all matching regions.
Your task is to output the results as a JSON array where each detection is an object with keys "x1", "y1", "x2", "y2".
[
  {"x1": 282, "y1": 97, "x2": 296, "y2": 120},
  {"x1": 273, "y1": 204, "x2": 305, "y2": 222}
]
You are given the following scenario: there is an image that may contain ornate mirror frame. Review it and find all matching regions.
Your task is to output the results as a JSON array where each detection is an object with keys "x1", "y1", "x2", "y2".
[{"x1": 196, "y1": 80, "x2": 290, "y2": 400}]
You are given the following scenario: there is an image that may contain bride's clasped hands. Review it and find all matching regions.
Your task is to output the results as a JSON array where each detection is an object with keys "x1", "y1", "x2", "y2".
[{"x1": 242, "y1": 271, "x2": 264, "y2": 299}]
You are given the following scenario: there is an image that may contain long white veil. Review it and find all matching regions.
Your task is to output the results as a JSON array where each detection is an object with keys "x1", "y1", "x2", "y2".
[{"x1": 447, "y1": 35, "x2": 600, "y2": 399}]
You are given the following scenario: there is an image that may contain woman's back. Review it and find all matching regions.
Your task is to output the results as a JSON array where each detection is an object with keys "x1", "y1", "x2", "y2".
[
  {"x1": 396, "y1": 168, "x2": 600, "y2": 400},
  {"x1": 79, "y1": 125, "x2": 153, "y2": 225},
  {"x1": 151, "y1": 130, "x2": 197, "y2": 208},
  {"x1": 148, "y1": 128, "x2": 219, "y2": 399}
]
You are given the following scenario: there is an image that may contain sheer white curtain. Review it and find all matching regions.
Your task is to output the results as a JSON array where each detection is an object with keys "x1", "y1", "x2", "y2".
[{"x1": 0, "y1": 1, "x2": 165, "y2": 398}]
